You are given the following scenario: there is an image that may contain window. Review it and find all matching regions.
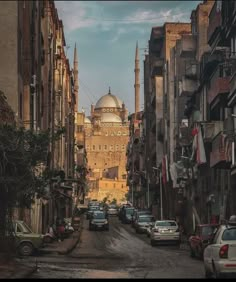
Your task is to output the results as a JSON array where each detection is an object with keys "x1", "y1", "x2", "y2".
[
  {"x1": 110, "y1": 145, "x2": 113, "y2": 151},
  {"x1": 231, "y1": 35, "x2": 236, "y2": 57},
  {"x1": 117, "y1": 131, "x2": 121, "y2": 136},
  {"x1": 93, "y1": 145, "x2": 95, "y2": 151},
  {"x1": 116, "y1": 145, "x2": 119, "y2": 151},
  {"x1": 104, "y1": 145, "x2": 107, "y2": 150},
  {"x1": 99, "y1": 145, "x2": 102, "y2": 150}
]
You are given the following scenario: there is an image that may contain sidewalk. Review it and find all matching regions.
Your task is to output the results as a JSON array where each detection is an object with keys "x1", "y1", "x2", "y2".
[
  {"x1": 0, "y1": 219, "x2": 83, "y2": 279},
  {"x1": 41, "y1": 229, "x2": 82, "y2": 255}
]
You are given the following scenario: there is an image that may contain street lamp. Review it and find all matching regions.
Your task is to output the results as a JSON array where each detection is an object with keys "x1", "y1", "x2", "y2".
[{"x1": 153, "y1": 166, "x2": 163, "y2": 220}]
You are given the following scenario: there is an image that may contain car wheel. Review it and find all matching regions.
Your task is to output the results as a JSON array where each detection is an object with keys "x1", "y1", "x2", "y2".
[
  {"x1": 205, "y1": 267, "x2": 212, "y2": 279},
  {"x1": 18, "y1": 242, "x2": 34, "y2": 256},
  {"x1": 190, "y1": 247, "x2": 195, "y2": 258},
  {"x1": 151, "y1": 239, "x2": 155, "y2": 246},
  {"x1": 212, "y1": 262, "x2": 219, "y2": 279}
]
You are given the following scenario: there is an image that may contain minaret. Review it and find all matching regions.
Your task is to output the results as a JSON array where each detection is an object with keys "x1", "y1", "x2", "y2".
[
  {"x1": 73, "y1": 43, "x2": 79, "y2": 113},
  {"x1": 134, "y1": 41, "x2": 140, "y2": 117}
]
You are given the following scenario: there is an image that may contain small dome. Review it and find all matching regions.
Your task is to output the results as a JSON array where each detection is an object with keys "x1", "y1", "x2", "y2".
[
  {"x1": 101, "y1": 113, "x2": 122, "y2": 123},
  {"x1": 95, "y1": 90, "x2": 122, "y2": 109},
  {"x1": 84, "y1": 117, "x2": 91, "y2": 123}
]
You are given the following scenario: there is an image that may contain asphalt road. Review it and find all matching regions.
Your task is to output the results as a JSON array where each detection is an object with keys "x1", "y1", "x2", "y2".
[{"x1": 27, "y1": 216, "x2": 205, "y2": 278}]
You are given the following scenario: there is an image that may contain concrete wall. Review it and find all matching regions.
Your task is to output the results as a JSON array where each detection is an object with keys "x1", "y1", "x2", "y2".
[{"x1": 0, "y1": 1, "x2": 18, "y2": 114}]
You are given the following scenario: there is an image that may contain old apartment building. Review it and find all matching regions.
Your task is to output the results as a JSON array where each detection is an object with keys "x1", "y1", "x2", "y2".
[
  {"x1": 0, "y1": 0, "x2": 80, "y2": 233},
  {"x1": 126, "y1": 0, "x2": 236, "y2": 234}
]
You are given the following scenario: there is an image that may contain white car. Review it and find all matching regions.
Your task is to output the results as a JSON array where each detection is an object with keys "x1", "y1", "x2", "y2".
[
  {"x1": 150, "y1": 220, "x2": 180, "y2": 246},
  {"x1": 203, "y1": 222, "x2": 236, "y2": 278}
]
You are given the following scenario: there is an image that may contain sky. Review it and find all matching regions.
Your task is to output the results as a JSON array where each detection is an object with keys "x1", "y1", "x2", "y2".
[{"x1": 56, "y1": 0, "x2": 201, "y2": 116}]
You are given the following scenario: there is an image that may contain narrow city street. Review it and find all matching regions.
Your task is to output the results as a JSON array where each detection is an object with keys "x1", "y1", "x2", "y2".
[{"x1": 21, "y1": 217, "x2": 205, "y2": 279}]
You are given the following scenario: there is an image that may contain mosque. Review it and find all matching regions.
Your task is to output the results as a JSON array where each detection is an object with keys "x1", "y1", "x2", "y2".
[{"x1": 84, "y1": 88, "x2": 130, "y2": 204}]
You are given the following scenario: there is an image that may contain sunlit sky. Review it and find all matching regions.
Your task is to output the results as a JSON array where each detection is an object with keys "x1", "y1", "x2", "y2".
[{"x1": 56, "y1": 1, "x2": 201, "y2": 116}]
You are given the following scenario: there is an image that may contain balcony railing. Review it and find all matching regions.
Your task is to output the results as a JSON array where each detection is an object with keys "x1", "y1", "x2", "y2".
[
  {"x1": 179, "y1": 34, "x2": 196, "y2": 58},
  {"x1": 208, "y1": 1, "x2": 222, "y2": 46},
  {"x1": 210, "y1": 132, "x2": 228, "y2": 168},
  {"x1": 208, "y1": 77, "x2": 230, "y2": 105},
  {"x1": 202, "y1": 121, "x2": 224, "y2": 142},
  {"x1": 228, "y1": 70, "x2": 236, "y2": 106}
]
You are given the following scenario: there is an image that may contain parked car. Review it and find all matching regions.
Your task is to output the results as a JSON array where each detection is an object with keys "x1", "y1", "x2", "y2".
[
  {"x1": 135, "y1": 215, "x2": 155, "y2": 234},
  {"x1": 118, "y1": 204, "x2": 132, "y2": 220},
  {"x1": 189, "y1": 223, "x2": 219, "y2": 259},
  {"x1": 87, "y1": 205, "x2": 100, "y2": 219},
  {"x1": 121, "y1": 207, "x2": 135, "y2": 224},
  {"x1": 132, "y1": 210, "x2": 152, "y2": 228},
  {"x1": 203, "y1": 218, "x2": 236, "y2": 278},
  {"x1": 11, "y1": 220, "x2": 44, "y2": 256},
  {"x1": 89, "y1": 211, "x2": 109, "y2": 231},
  {"x1": 150, "y1": 220, "x2": 180, "y2": 246},
  {"x1": 107, "y1": 204, "x2": 118, "y2": 216}
]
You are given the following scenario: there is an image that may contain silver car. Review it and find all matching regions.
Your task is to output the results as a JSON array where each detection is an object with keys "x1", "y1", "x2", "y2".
[
  {"x1": 150, "y1": 220, "x2": 180, "y2": 246},
  {"x1": 204, "y1": 223, "x2": 236, "y2": 278},
  {"x1": 107, "y1": 205, "x2": 118, "y2": 216}
]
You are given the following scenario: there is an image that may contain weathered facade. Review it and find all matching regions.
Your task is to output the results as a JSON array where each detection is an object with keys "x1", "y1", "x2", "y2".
[{"x1": 0, "y1": 0, "x2": 80, "y2": 233}]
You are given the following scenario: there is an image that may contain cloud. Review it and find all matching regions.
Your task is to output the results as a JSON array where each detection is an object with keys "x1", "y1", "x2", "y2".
[
  {"x1": 123, "y1": 8, "x2": 190, "y2": 24},
  {"x1": 55, "y1": 1, "x2": 191, "y2": 34}
]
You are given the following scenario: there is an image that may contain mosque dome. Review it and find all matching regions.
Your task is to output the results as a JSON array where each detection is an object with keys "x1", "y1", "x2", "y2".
[
  {"x1": 95, "y1": 88, "x2": 123, "y2": 109},
  {"x1": 84, "y1": 117, "x2": 91, "y2": 123},
  {"x1": 100, "y1": 113, "x2": 122, "y2": 123}
]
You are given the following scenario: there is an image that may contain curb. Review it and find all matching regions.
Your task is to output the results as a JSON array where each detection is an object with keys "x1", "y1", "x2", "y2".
[
  {"x1": 58, "y1": 217, "x2": 84, "y2": 255},
  {"x1": 9, "y1": 265, "x2": 37, "y2": 279},
  {"x1": 57, "y1": 229, "x2": 82, "y2": 255}
]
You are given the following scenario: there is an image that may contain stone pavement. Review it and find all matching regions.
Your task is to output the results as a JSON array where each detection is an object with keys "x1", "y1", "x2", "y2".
[{"x1": 0, "y1": 222, "x2": 83, "y2": 279}]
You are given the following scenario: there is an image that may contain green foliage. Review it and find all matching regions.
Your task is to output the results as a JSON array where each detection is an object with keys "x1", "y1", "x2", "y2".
[
  {"x1": 110, "y1": 198, "x2": 117, "y2": 205},
  {"x1": 0, "y1": 124, "x2": 50, "y2": 208}
]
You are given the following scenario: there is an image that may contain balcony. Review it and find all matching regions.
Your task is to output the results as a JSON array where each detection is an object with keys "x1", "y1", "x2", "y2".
[
  {"x1": 208, "y1": 1, "x2": 222, "y2": 47},
  {"x1": 210, "y1": 133, "x2": 230, "y2": 168},
  {"x1": 208, "y1": 73, "x2": 230, "y2": 106},
  {"x1": 179, "y1": 34, "x2": 196, "y2": 58},
  {"x1": 185, "y1": 61, "x2": 198, "y2": 79},
  {"x1": 179, "y1": 76, "x2": 198, "y2": 97},
  {"x1": 200, "y1": 51, "x2": 222, "y2": 82},
  {"x1": 228, "y1": 70, "x2": 236, "y2": 106},
  {"x1": 150, "y1": 58, "x2": 164, "y2": 77},
  {"x1": 202, "y1": 121, "x2": 224, "y2": 142}
]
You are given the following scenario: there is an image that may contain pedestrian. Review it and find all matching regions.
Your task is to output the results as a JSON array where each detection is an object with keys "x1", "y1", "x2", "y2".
[{"x1": 56, "y1": 217, "x2": 65, "y2": 242}]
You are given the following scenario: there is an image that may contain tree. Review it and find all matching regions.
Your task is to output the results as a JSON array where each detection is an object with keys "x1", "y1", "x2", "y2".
[{"x1": 0, "y1": 124, "x2": 50, "y2": 236}]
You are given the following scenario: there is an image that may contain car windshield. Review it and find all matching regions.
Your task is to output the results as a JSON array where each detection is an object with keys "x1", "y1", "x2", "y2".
[
  {"x1": 201, "y1": 226, "x2": 216, "y2": 236},
  {"x1": 19, "y1": 222, "x2": 33, "y2": 233},
  {"x1": 138, "y1": 216, "x2": 155, "y2": 223},
  {"x1": 222, "y1": 228, "x2": 236, "y2": 241},
  {"x1": 125, "y1": 208, "x2": 134, "y2": 215},
  {"x1": 93, "y1": 212, "x2": 106, "y2": 219},
  {"x1": 155, "y1": 221, "x2": 177, "y2": 227},
  {"x1": 90, "y1": 206, "x2": 100, "y2": 211}
]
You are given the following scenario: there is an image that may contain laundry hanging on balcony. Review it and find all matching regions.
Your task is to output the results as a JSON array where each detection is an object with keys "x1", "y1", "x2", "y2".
[{"x1": 191, "y1": 124, "x2": 206, "y2": 165}]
